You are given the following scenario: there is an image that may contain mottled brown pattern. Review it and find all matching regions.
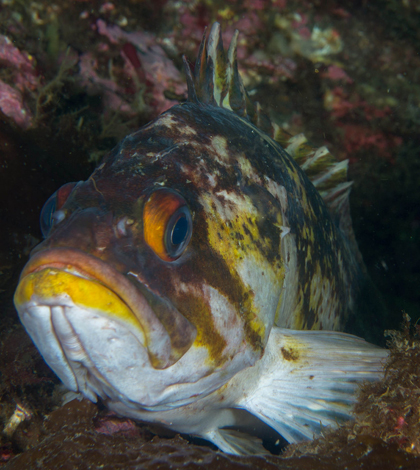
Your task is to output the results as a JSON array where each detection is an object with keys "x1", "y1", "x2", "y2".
[
  {"x1": 280, "y1": 347, "x2": 300, "y2": 362},
  {"x1": 34, "y1": 101, "x2": 364, "y2": 359}
]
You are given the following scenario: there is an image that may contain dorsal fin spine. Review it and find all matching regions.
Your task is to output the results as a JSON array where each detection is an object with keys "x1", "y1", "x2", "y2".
[
  {"x1": 207, "y1": 23, "x2": 227, "y2": 106},
  {"x1": 194, "y1": 27, "x2": 207, "y2": 87},
  {"x1": 183, "y1": 56, "x2": 198, "y2": 103},
  {"x1": 225, "y1": 30, "x2": 247, "y2": 116}
]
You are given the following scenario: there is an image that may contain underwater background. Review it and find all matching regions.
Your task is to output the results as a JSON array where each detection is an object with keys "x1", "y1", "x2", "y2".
[{"x1": 0, "y1": 0, "x2": 419, "y2": 468}]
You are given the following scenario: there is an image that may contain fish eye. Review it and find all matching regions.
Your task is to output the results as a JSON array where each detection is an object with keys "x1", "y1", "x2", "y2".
[
  {"x1": 143, "y1": 189, "x2": 192, "y2": 261},
  {"x1": 40, "y1": 192, "x2": 57, "y2": 238},
  {"x1": 39, "y1": 182, "x2": 77, "y2": 238},
  {"x1": 165, "y1": 206, "x2": 192, "y2": 257}
]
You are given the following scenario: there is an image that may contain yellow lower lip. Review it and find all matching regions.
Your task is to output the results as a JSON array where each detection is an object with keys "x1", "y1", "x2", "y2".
[{"x1": 14, "y1": 268, "x2": 140, "y2": 328}]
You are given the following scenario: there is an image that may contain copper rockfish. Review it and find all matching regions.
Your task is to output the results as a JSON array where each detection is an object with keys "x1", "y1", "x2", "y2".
[{"x1": 14, "y1": 23, "x2": 387, "y2": 454}]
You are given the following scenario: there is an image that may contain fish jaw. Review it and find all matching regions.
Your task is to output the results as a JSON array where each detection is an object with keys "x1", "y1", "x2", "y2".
[
  {"x1": 15, "y1": 248, "x2": 235, "y2": 407},
  {"x1": 14, "y1": 272, "x2": 148, "y2": 403},
  {"x1": 16, "y1": 247, "x2": 198, "y2": 368}
]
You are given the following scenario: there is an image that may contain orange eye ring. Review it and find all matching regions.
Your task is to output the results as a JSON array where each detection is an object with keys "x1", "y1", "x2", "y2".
[{"x1": 143, "y1": 189, "x2": 192, "y2": 261}]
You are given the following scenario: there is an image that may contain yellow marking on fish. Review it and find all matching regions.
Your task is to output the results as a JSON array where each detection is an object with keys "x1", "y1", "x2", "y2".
[
  {"x1": 178, "y1": 124, "x2": 198, "y2": 136},
  {"x1": 309, "y1": 266, "x2": 326, "y2": 321},
  {"x1": 292, "y1": 289, "x2": 306, "y2": 330},
  {"x1": 237, "y1": 156, "x2": 262, "y2": 184},
  {"x1": 234, "y1": 114, "x2": 311, "y2": 201},
  {"x1": 177, "y1": 291, "x2": 227, "y2": 366},
  {"x1": 90, "y1": 177, "x2": 104, "y2": 197},
  {"x1": 263, "y1": 177, "x2": 288, "y2": 206},
  {"x1": 280, "y1": 346, "x2": 299, "y2": 361},
  {"x1": 200, "y1": 191, "x2": 284, "y2": 347},
  {"x1": 202, "y1": 192, "x2": 260, "y2": 260},
  {"x1": 299, "y1": 189, "x2": 310, "y2": 216},
  {"x1": 158, "y1": 114, "x2": 197, "y2": 137},
  {"x1": 301, "y1": 223, "x2": 314, "y2": 243},
  {"x1": 15, "y1": 268, "x2": 141, "y2": 329},
  {"x1": 157, "y1": 114, "x2": 177, "y2": 129},
  {"x1": 210, "y1": 136, "x2": 230, "y2": 164},
  {"x1": 305, "y1": 244, "x2": 312, "y2": 267},
  {"x1": 280, "y1": 335, "x2": 307, "y2": 366}
]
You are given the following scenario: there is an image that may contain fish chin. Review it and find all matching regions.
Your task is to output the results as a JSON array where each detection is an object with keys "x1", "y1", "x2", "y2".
[
  {"x1": 18, "y1": 298, "x2": 150, "y2": 405},
  {"x1": 14, "y1": 266, "x2": 165, "y2": 404}
]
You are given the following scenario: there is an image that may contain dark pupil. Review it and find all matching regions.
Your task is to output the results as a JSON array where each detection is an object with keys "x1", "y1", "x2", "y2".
[
  {"x1": 40, "y1": 195, "x2": 57, "y2": 238},
  {"x1": 171, "y1": 216, "x2": 188, "y2": 245}
]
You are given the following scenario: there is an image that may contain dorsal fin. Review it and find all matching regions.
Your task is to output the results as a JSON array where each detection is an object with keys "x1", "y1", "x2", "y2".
[
  {"x1": 183, "y1": 23, "x2": 357, "y2": 248},
  {"x1": 183, "y1": 23, "x2": 259, "y2": 123},
  {"x1": 277, "y1": 129, "x2": 353, "y2": 215}
]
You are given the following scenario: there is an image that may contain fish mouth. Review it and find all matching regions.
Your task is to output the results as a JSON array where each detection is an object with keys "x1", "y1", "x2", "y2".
[{"x1": 14, "y1": 247, "x2": 196, "y2": 403}]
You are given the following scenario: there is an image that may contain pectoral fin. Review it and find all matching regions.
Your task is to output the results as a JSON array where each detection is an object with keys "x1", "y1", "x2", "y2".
[{"x1": 239, "y1": 327, "x2": 388, "y2": 443}]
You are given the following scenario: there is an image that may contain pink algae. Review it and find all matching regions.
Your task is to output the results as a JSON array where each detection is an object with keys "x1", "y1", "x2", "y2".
[
  {"x1": 324, "y1": 86, "x2": 403, "y2": 162},
  {"x1": 0, "y1": 81, "x2": 32, "y2": 129},
  {"x1": 96, "y1": 20, "x2": 186, "y2": 116},
  {"x1": 0, "y1": 36, "x2": 38, "y2": 92},
  {"x1": 323, "y1": 65, "x2": 353, "y2": 84},
  {"x1": 0, "y1": 35, "x2": 38, "y2": 128}
]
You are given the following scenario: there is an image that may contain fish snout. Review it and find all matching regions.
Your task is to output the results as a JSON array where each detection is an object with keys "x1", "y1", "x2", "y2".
[
  {"x1": 14, "y1": 247, "x2": 197, "y2": 404},
  {"x1": 32, "y1": 207, "x2": 120, "y2": 259}
]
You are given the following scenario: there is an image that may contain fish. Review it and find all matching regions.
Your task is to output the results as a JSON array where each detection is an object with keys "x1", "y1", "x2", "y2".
[{"x1": 14, "y1": 23, "x2": 388, "y2": 455}]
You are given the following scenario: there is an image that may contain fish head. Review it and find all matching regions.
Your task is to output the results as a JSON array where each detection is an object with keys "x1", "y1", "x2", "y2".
[{"x1": 14, "y1": 102, "x2": 288, "y2": 410}]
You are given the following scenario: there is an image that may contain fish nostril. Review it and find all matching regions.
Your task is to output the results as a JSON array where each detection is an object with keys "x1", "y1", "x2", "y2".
[{"x1": 116, "y1": 217, "x2": 134, "y2": 238}]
